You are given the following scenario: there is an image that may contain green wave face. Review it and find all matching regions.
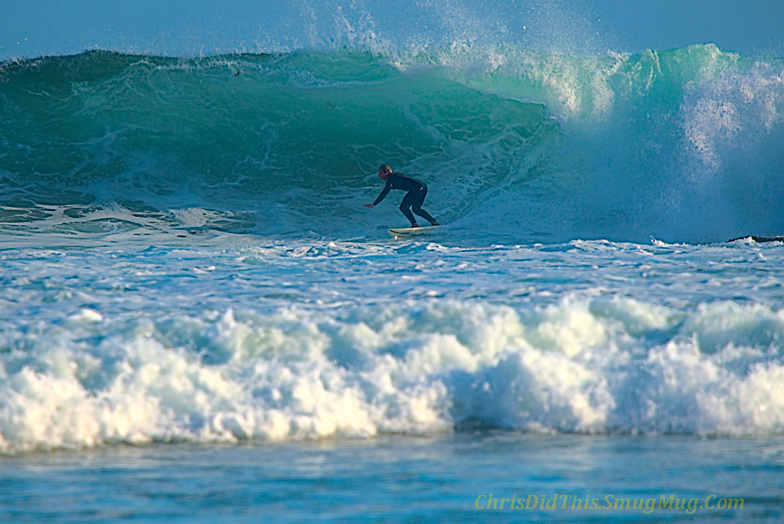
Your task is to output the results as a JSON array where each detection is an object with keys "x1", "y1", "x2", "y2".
[{"x1": 1, "y1": 45, "x2": 783, "y2": 242}]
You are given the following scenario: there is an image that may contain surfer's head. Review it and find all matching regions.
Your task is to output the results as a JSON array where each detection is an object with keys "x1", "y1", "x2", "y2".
[{"x1": 378, "y1": 164, "x2": 392, "y2": 180}]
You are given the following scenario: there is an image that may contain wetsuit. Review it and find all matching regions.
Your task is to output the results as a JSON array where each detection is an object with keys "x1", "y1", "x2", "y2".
[{"x1": 372, "y1": 172, "x2": 438, "y2": 226}]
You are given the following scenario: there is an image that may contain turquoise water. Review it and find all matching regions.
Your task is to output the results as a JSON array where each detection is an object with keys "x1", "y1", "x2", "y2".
[
  {"x1": 3, "y1": 435, "x2": 782, "y2": 521},
  {"x1": 3, "y1": 3, "x2": 784, "y2": 521},
  {"x1": 2, "y1": 45, "x2": 783, "y2": 244}
]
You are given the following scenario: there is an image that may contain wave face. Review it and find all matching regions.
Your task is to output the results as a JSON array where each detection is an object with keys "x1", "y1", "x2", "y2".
[{"x1": 2, "y1": 45, "x2": 784, "y2": 243}]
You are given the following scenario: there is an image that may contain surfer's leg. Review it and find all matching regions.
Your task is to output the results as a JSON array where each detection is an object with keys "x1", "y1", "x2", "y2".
[
  {"x1": 411, "y1": 187, "x2": 438, "y2": 225},
  {"x1": 399, "y1": 192, "x2": 418, "y2": 226},
  {"x1": 413, "y1": 207, "x2": 437, "y2": 225}
]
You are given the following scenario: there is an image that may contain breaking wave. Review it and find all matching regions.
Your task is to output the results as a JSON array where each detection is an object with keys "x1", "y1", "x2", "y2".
[{"x1": 2, "y1": 45, "x2": 783, "y2": 243}]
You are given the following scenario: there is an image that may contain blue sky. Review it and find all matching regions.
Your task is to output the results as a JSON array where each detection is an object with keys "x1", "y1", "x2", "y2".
[{"x1": 2, "y1": 0, "x2": 782, "y2": 60}]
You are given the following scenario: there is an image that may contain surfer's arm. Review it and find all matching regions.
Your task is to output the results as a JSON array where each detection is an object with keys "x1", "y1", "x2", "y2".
[{"x1": 370, "y1": 180, "x2": 392, "y2": 206}]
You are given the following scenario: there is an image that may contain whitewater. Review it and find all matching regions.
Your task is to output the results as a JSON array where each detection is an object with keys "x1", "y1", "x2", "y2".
[{"x1": 2, "y1": 1, "x2": 784, "y2": 520}]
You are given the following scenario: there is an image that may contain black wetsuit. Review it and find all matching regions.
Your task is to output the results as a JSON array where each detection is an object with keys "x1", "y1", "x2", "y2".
[{"x1": 372, "y1": 172, "x2": 438, "y2": 226}]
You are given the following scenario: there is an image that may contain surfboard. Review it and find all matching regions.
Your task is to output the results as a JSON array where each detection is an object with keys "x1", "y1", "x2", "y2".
[{"x1": 388, "y1": 225, "x2": 440, "y2": 238}]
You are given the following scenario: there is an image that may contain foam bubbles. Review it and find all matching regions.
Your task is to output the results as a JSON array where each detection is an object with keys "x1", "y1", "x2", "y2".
[
  {"x1": 2, "y1": 295, "x2": 784, "y2": 453},
  {"x1": 682, "y1": 61, "x2": 784, "y2": 176}
]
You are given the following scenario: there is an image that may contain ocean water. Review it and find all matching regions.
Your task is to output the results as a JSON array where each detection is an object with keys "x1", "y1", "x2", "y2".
[{"x1": 3, "y1": 1, "x2": 784, "y2": 521}]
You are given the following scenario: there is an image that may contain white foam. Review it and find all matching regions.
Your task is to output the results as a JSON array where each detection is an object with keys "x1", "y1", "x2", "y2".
[
  {"x1": 2, "y1": 295, "x2": 784, "y2": 453},
  {"x1": 68, "y1": 309, "x2": 104, "y2": 323},
  {"x1": 682, "y1": 62, "x2": 784, "y2": 176}
]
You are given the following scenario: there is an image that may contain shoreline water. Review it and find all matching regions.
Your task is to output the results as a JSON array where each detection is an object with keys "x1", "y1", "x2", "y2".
[{"x1": 2, "y1": 433, "x2": 781, "y2": 522}]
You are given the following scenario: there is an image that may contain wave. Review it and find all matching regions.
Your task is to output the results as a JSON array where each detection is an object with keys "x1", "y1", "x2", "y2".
[
  {"x1": 2, "y1": 295, "x2": 783, "y2": 453},
  {"x1": 1, "y1": 45, "x2": 784, "y2": 243}
]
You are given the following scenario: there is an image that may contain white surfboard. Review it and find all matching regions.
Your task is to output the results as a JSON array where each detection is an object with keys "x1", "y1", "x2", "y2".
[{"x1": 388, "y1": 225, "x2": 440, "y2": 238}]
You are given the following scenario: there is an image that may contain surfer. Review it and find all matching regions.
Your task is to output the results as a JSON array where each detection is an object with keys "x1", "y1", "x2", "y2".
[{"x1": 364, "y1": 164, "x2": 440, "y2": 228}]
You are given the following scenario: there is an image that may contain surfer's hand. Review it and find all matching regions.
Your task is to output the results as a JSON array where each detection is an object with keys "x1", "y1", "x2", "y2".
[{"x1": 364, "y1": 204, "x2": 375, "y2": 208}]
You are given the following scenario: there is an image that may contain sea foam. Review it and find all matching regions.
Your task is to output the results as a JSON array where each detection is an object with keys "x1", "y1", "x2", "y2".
[{"x1": 3, "y1": 296, "x2": 783, "y2": 453}]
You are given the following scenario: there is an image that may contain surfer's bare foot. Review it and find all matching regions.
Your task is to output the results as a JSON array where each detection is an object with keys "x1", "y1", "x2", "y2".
[
  {"x1": 431, "y1": 221, "x2": 440, "y2": 226},
  {"x1": 411, "y1": 223, "x2": 419, "y2": 228}
]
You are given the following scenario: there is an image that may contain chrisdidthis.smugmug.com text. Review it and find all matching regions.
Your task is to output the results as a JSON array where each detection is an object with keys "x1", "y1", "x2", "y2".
[{"x1": 474, "y1": 493, "x2": 744, "y2": 514}]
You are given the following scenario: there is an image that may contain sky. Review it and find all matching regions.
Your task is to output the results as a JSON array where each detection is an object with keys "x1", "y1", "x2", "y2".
[{"x1": 1, "y1": 0, "x2": 783, "y2": 61}]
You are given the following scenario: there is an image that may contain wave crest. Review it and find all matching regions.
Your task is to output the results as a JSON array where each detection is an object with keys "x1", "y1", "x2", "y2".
[{"x1": 1, "y1": 45, "x2": 783, "y2": 242}]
